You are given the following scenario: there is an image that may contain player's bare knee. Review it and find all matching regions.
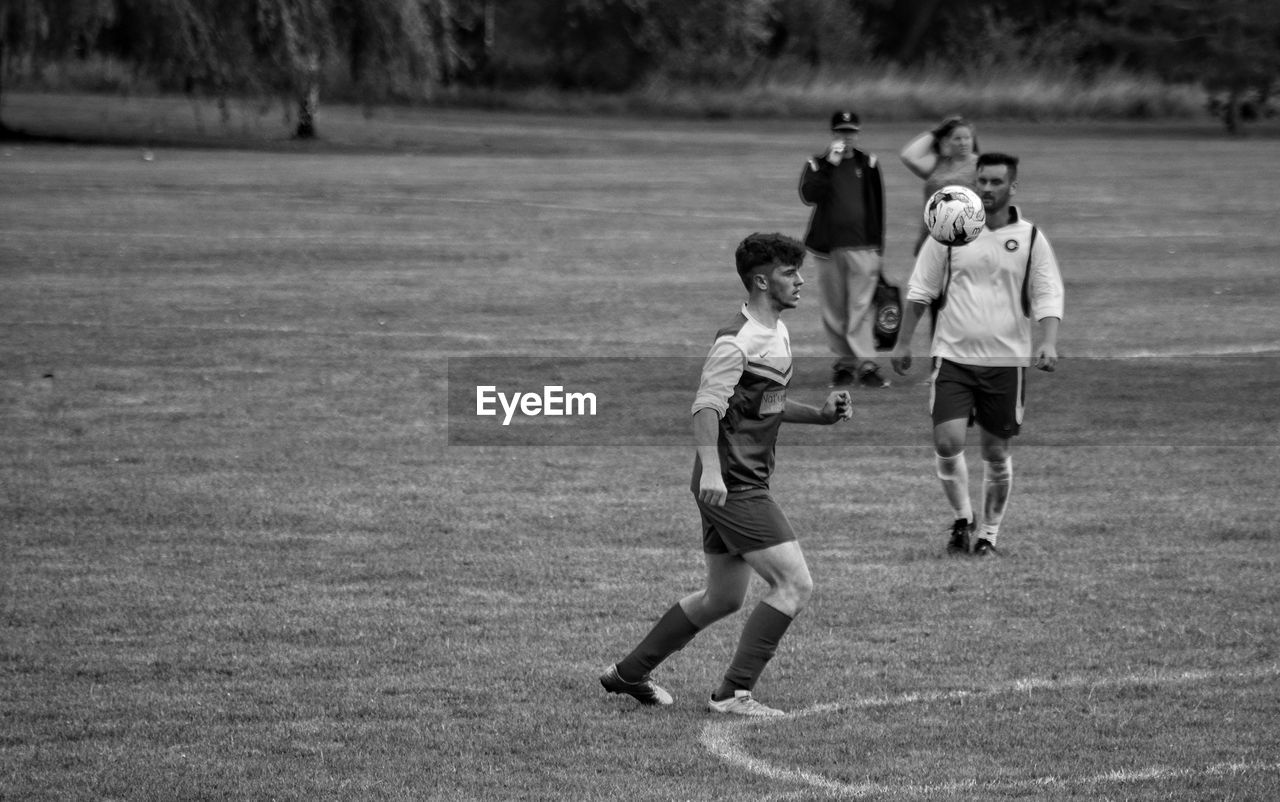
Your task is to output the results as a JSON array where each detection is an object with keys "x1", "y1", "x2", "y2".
[
  {"x1": 700, "y1": 592, "x2": 744, "y2": 620},
  {"x1": 933, "y1": 424, "x2": 966, "y2": 456},
  {"x1": 981, "y1": 444, "x2": 1010, "y2": 463},
  {"x1": 779, "y1": 572, "x2": 814, "y2": 611},
  {"x1": 795, "y1": 576, "x2": 814, "y2": 608}
]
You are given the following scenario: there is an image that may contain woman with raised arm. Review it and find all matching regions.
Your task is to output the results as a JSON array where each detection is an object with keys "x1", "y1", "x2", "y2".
[{"x1": 901, "y1": 115, "x2": 981, "y2": 255}]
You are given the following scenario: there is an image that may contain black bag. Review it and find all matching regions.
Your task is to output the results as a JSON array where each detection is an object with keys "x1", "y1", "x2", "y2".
[{"x1": 873, "y1": 275, "x2": 902, "y2": 351}]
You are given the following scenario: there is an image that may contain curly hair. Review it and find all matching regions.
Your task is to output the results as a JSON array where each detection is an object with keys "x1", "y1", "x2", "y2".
[{"x1": 735, "y1": 232, "x2": 805, "y2": 290}]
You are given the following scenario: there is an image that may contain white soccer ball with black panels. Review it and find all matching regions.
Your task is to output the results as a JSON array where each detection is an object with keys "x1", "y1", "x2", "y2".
[{"x1": 924, "y1": 185, "x2": 985, "y2": 246}]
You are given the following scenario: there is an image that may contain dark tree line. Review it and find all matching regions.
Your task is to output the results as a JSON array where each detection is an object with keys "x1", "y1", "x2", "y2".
[
  {"x1": 2, "y1": 0, "x2": 1277, "y2": 136},
  {"x1": 1, "y1": 0, "x2": 457, "y2": 137}
]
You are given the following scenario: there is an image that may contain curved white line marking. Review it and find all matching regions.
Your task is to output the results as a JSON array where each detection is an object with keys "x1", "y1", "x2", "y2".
[
  {"x1": 787, "y1": 344, "x2": 1280, "y2": 359},
  {"x1": 1107, "y1": 343, "x2": 1280, "y2": 357},
  {"x1": 700, "y1": 664, "x2": 1280, "y2": 798}
]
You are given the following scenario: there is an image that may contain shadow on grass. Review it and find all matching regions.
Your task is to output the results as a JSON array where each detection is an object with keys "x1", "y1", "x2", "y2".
[{"x1": 0, "y1": 118, "x2": 384, "y2": 155}]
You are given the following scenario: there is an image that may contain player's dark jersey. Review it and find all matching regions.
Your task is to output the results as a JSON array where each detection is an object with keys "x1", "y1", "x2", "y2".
[{"x1": 691, "y1": 305, "x2": 793, "y2": 492}]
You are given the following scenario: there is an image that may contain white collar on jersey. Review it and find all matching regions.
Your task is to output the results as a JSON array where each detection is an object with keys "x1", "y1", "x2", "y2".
[{"x1": 740, "y1": 303, "x2": 780, "y2": 331}]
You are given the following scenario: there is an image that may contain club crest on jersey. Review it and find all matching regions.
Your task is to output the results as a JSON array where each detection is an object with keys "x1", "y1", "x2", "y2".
[{"x1": 1004, "y1": 239, "x2": 1020, "y2": 252}]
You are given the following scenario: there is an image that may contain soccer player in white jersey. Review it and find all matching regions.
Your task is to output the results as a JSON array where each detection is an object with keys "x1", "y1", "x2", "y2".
[
  {"x1": 600, "y1": 232, "x2": 853, "y2": 717},
  {"x1": 891, "y1": 153, "x2": 1064, "y2": 556}
]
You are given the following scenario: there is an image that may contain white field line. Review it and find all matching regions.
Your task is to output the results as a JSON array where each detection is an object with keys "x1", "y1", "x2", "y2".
[
  {"x1": 788, "y1": 343, "x2": 1280, "y2": 359},
  {"x1": 700, "y1": 663, "x2": 1280, "y2": 799},
  {"x1": 1107, "y1": 343, "x2": 1280, "y2": 357}
]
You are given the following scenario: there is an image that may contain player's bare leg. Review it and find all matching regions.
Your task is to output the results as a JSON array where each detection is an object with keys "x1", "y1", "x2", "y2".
[
  {"x1": 679, "y1": 552, "x2": 753, "y2": 627},
  {"x1": 708, "y1": 541, "x2": 812, "y2": 716},
  {"x1": 977, "y1": 429, "x2": 1012, "y2": 556},
  {"x1": 934, "y1": 418, "x2": 975, "y2": 552},
  {"x1": 602, "y1": 552, "x2": 750, "y2": 706},
  {"x1": 739, "y1": 540, "x2": 812, "y2": 618}
]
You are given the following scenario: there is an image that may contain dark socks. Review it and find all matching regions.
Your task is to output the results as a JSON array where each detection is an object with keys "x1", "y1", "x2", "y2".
[
  {"x1": 713, "y1": 602, "x2": 794, "y2": 700},
  {"x1": 616, "y1": 603, "x2": 701, "y2": 682}
]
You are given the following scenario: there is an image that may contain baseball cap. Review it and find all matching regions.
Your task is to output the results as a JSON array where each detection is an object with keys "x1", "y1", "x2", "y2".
[{"x1": 830, "y1": 110, "x2": 860, "y2": 131}]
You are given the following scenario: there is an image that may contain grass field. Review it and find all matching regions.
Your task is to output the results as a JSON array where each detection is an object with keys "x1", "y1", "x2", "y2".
[{"x1": 3, "y1": 97, "x2": 1279, "y2": 800}]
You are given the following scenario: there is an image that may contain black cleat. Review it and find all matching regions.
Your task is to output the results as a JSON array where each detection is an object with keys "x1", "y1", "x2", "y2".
[
  {"x1": 600, "y1": 664, "x2": 673, "y2": 706},
  {"x1": 857, "y1": 361, "x2": 891, "y2": 388},
  {"x1": 829, "y1": 368, "x2": 856, "y2": 388},
  {"x1": 947, "y1": 519, "x2": 974, "y2": 555},
  {"x1": 972, "y1": 538, "x2": 1000, "y2": 557}
]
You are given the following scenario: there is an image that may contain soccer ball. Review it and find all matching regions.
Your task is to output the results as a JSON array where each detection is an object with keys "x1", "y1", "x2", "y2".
[{"x1": 924, "y1": 185, "x2": 985, "y2": 246}]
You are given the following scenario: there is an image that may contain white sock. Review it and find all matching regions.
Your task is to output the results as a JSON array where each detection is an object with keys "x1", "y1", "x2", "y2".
[
  {"x1": 982, "y1": 457, "x2": 1013, "y2": 541},
  {"x1": 935, "y1": 452, "x2": 972, "y2": 523}
]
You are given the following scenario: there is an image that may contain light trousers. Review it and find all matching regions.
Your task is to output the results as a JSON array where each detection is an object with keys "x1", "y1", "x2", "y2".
[{"x1": 814, "y1": 247, "x2": 881, "y2": 372}]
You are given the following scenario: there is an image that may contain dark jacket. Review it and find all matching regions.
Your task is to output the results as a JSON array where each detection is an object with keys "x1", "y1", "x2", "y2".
[{"x1": 798, "y1": 149, "x2": 886, "y2": 256}]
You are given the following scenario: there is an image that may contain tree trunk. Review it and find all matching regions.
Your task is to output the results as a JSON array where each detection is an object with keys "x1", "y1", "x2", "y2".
[
  {"x1": 895, "y1": 0, "x2": 947, "y2": 64},
  {"x1": 295, "y1": 54, "x2": 321, "y2": 139},
  {"x1": 295, "y1": 82, "x2": 319, "y2": 138},
  {"x1": 484, "y1": 0, "x2": 495, "y2": 53},
  {"x1": 0, "y1": 40, "x2": 8, "y2": 138}
]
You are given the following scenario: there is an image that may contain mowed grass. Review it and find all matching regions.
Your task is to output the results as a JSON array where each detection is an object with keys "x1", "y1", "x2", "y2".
[{"x1": 2, "y1": 99, "x2": 1279, "y2": 800}]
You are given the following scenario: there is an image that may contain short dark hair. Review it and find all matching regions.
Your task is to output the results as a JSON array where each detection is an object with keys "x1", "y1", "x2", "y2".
[
  {"x1": 977, "y1": 152, "x2": 1019, "y2": 180},
  {"x1": 735, "y1": 232, "x2": 805, "y2": 290}
]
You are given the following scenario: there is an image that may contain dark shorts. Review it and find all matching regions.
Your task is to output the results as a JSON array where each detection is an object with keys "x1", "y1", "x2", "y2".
[
  {"x1": 696, "y1": 489, "x2": 797, "y2": 556},
  {"x1": 930, "y1": 359, "x2": 1025, "y2": 437}
]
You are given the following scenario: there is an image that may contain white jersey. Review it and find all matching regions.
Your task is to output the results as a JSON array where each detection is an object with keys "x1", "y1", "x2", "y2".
[{"x1": 906, "y1": 207, "x2": 1064, "y2": 367}]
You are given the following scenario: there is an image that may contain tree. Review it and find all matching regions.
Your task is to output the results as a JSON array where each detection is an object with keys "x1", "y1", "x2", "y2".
[
  {"x1": 758, "y1": 0, "x2": 871, "y2": 73},
  {"x1": 0, "y1": 0, "x2": 448, "y2": 139},
  {"x1": 1, "y1": 0, "x2": 126, "y2": 137},
  {"x1": 248, "y1": 0, "x2": 333, "y2": 138},
  {"x1": 1084, "y1": 0, "x2": 1280, "y2": 132},
  {"x1": 1184, "y1": 0, "x2": 1280, "y2": 132}
]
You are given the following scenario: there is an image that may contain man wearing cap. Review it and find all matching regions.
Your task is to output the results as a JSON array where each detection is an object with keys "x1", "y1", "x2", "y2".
[{"x1": 799, "y1": 110, "x2": 890, "y2": 389}]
